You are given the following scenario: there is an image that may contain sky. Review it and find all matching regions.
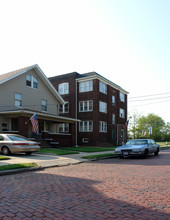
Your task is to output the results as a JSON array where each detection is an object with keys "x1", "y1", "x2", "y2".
[{"x1": 0, "y1": 0, "x2": 169, "y2": 122}]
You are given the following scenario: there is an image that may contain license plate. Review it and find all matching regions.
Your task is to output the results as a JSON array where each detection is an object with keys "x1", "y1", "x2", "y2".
[{"x1": 123, "y1": 151, "x2": 129, "y2": 155}]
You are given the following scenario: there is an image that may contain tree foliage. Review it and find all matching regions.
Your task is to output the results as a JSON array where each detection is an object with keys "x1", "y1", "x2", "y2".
[{"x1": 128, "y1": 112, "x2": 169, "y2": 140}]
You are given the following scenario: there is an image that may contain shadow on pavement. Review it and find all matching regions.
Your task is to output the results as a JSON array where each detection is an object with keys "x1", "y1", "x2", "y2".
[{"x1": 0, "y1": 168, "x2": 169, "y2": 219}]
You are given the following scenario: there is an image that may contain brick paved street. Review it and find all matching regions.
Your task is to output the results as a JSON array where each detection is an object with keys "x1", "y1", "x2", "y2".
[{"x1": 0, "y1": 150, "x2": 170, "y2": 220}]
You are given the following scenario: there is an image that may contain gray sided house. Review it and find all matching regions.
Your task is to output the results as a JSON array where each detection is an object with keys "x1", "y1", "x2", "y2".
[{"x1": 0, "y1": 65, "x2": 78, "y2": 147}]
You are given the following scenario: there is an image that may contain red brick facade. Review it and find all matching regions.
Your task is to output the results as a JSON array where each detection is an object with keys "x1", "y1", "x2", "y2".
[{"x1": 49, "y1": 72, "x2": 128, "y2": 146}]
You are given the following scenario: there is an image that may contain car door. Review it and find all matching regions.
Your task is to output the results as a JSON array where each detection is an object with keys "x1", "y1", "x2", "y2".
[
  {"x1": 0, "y1": 135, "x2": 5, "y2": 150},
  {"x1": 147, "y1": 139, "x2": 154, "y2": 153}
]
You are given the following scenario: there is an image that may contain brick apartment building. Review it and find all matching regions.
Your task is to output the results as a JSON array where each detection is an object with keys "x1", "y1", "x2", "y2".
[{"x1": 49, "y1": 72, "x2": 128, "y2": 146}]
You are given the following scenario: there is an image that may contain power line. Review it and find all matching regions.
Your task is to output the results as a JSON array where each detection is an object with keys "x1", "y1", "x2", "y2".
[
  {"x1": 129, "y1": 99, "x2": 170, "y2": 107},
  {"x1": 129, "y1": 92, "x2": 170, "y2": 99},
  {"x1": 129, "y1": 95, "x2": 170, "y2": 102}
]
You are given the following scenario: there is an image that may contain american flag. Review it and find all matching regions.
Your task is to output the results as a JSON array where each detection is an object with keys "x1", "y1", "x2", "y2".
[
  {"x1": 30, "y1": 113, "x2": 39, "y2": 134},
  {"x1": 123, "y1": 120, "x2": 129, "y2": 129}
]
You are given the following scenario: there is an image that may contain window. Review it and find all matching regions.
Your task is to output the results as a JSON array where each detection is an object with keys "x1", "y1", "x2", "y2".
[
  {"x1": 99, "y1": 81, "x2": 107, "y2": 94},
  {"x1": 120, "y1": 92, "x2": 125, "y2": 102},
  {"x1": 33, "y1": 77, "x2": 38, "y2": 88},
  {"x1": 79, "y1": 80, "x2": 93, "y2": 93},
  {"x1": 99, "y1": 101, "x2": 107, "y2": 113},
  {"x1": 120, "y1": 108, "x2": 125, "y2": 118},
  {"x1": 15, "y1": 93, "x2": 22, "y2": 107},
  {"x1": 99, "y1": 121, "x2": 107, "y2": 132},
  {"x1": 41, "y1": 100, "x2": 47, "y2": 112},
  {"x1": 26, "y1": 74, "x2": 31, "y2": 87},
  {"x1": 112, "y1": 96, "x2": 115, "y2": 105},
  {"x1": 79, "y1": 100, "x2": 93, "y2": 112},
  {"x1": 59, "y1": 102, "x2": 69, "y2": 113},
  {"x1": 79, "y1": 121, "x2": 93, "y2": 132},
  {"x1": 112, "y1": 114, "x2": 115, "y2": 124},
  {"x1": 59, "y1": 123, "x2": 69, "y2": 133},
  {"x1": 26, "y1": 74, "x2": 38, "y2": 89},
  {"x1": 58, "y1": 83, "x2": 69, "y2": 95}
]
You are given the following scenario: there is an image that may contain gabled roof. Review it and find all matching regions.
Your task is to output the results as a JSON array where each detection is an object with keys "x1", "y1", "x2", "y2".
[{"x1": 0, "y1": 64, "x2": 65, "y2": 104}]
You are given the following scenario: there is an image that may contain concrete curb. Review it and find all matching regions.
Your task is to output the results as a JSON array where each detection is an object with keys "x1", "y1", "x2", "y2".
[{"x1": 0, "y1": 155, "x2": 117, "y2": 176}]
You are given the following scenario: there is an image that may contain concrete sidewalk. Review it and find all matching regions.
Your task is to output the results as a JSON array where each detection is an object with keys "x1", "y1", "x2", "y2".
[{"x1": 0, "y1": 150, "x2": 116, "y2": 175}]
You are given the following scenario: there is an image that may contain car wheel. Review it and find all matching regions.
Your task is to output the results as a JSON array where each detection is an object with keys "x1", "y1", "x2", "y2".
[
  {"x1": 25, "y1": 152, "x2": 32, "y2": 155},
  {"x1": 154, "y1": 148, "x2": 159, "y2": 156},
  {"x1": 144, "y1": 149, "x2": 148, "y2": 158},
  {"x1": 2, "y1": 146, "x2": 11, "y2": 155}
]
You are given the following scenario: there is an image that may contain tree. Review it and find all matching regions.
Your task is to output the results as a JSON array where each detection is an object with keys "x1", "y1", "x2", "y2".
[
  {"x1": 137, "y1": 113, "x2": 165, "y2": 140},
  {"x1": 161, "y1": 122, "x2": 170, "y2": 141},
  {"x1": 128, "y1": 112, "x2": 141, "y2": 139}
]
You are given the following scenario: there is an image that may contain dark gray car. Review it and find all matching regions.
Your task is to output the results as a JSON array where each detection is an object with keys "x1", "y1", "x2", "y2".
[
  {"x1": 0, "y1": 134, "x2": 40, "y2": 155},
  {"x1": 115, "y1": 139, "x2": 160, "y2": 158}
]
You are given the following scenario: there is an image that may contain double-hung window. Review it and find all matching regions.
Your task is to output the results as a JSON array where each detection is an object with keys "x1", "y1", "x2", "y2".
[
  {"x1": 120, "y1": 108, "x2": 125, "y2": 118},
  {"x1": 112, "y1": 96, "x2": 115, "y2": 105},
  {"x1": 79, "y1": 100, "x2": 93, "y2": 112},
  {"x1": 59, "y1": 123, "x2": 69, "y2": 133},
  {"x1": 15, "y1": 93, "x2": 22, "y2": 107},
  {"x1": 41, "y1": 100, "x2": 47, "y2": 112},
  {"x1": 26, "y1": 74, "x2": 38, "y2": 89},
  {"x1": 59, "y1": 102, "x2": 69, "y2": 113},
  {"x1": 79, "y1": 80, "x2": 93, "y2": 93},
  {"x1": 112, "y1": 114, "x2": 115, "y2": 124},
  {"x1": 99, "y1": 81, "x2": 107, "y2": 94},
  {"x1": 79, "y1": 121, "x2": 93, "y2": 132},
  {"x1": 99, "y1": 121, "x2": 107, "y2": 132},
  {"x1": 99, "y1": 101, "x2": 107, "y2": 113},
  {"x1": 58, "y1": 83, "x2": 69, "y2": 95},
  {"x1": 120, "y1": 92, "x2": 125, "y2": 102}
]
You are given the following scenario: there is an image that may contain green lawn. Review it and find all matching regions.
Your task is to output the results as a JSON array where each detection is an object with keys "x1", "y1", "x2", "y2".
[
  {"x1": 82, "y1": 153, "x2": 116, "y2": 160},
  {"x1": 0, "y1": 155, "x2": 10, "y2": 160},
  {"x1": 39, "y1": 148, "x2": 79, "y2": 155},
  {"x1": 158, "y1": 142, "x2": 170, "y2": 146},
  {"x1": 39, "y1": 146, "x2": 115, "y2": 155},
  {"x1": 59, "y1": 146, "x2": 116, "y2": 153},
  {"x1": 0, "y1": 163, "x2": 38, "y2": 171}
]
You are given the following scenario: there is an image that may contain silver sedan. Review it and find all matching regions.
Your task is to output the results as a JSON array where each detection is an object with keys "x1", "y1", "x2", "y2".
[
  {"x1": 0, "y1": 134, "x2": 40, "y2": 155},
  {"x1": 115, "y1": 139, "x2": 160, "y2": 158}
]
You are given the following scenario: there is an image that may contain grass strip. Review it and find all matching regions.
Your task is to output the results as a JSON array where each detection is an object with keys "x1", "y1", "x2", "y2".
[
  {"x1": 0, "y1": 163, "x2": 38, "y2": 171},
  {"x1": 0, "y1": 156, "x2": 10, "y2": 160},
  {"x1": 82, "y1": 153, "x2": 116, "y2": 160},
  {"x1": 39, "y1": 148, "x2": 79, "y2": 155},
  {"x1": 59, "y1": 146, "x2": 116, "y2": 153}
]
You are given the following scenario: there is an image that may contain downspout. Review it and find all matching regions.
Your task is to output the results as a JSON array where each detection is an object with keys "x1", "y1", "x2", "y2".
[{"x1": 75, "y1": 79, "x2": 78, "y2": 147}]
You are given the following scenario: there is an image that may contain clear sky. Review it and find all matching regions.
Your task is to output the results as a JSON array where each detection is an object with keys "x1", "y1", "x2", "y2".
[{"x1": 0, "y1": 0, "x2": 169, "y2": 122}]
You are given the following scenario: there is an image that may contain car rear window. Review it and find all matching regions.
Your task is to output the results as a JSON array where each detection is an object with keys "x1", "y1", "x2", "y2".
[{"x1": 7, "y1": 135, "x2": 28, "y2": 141}]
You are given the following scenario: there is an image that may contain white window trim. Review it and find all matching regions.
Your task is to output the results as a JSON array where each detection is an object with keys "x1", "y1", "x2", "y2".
[
  {"x1": 79, "y1": 80, "x2": 93, "y2": 93},
  {"x1": 79, "y1": 100, "x2": 93, "y2": 112},
  {"x1": 59, "y1": 123, "x2": 69, "y2": 133},
  {"x1": 120, "y1": 108, "x2": 125, "y2": 118},
  {"x1": 41, "y1": 100, "x2": 47, "y2": 112},
  {"x1": 79, "y1": 121, "x2": 93, "y2": 132},
  {"x1": 99, "y1": 121, "x2": 107, "y2": 133},
  {"x1": 120, "y1": 92, "x2": 125, "y2": 102},
  {"x1": 112, "y1": 95, "x2": 115, "y2": 105},
  {"x1": 59, "y1": 102, "x2": 69, "y2": 114},
  {"x1": 99, "y1": 101, "x2": 107, "y2": 113},
  {"x1": 99, "y1": 81, "x2": 107, "y2": 94},
  {"x1": 58, "y1": 83, "x2": 69, "y2": 95},
  {"x1": 15, "y1": 93, "x2": 22, "y2": 108},
  {"x1": 26, "y1": 74, "x2": 38, "y2": 89}
]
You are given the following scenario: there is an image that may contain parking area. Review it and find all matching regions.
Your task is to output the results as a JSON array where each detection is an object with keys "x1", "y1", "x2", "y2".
[{"x1": 0, "y1": 149, "x2": 170, "y2": 219}]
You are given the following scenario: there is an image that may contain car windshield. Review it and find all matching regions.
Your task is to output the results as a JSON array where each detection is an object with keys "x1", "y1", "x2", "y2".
[
  {"x1": 126, "y1": 140, "x2": 148, "y2": 145},
  {"x1": 7, "y1": 135, "x2": 28, "y2": 141}
]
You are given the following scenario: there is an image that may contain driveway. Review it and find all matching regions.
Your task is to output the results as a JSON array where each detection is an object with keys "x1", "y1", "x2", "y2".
[{"x1": 0, "y1": 149, "x2": 169, "y2": 219}]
